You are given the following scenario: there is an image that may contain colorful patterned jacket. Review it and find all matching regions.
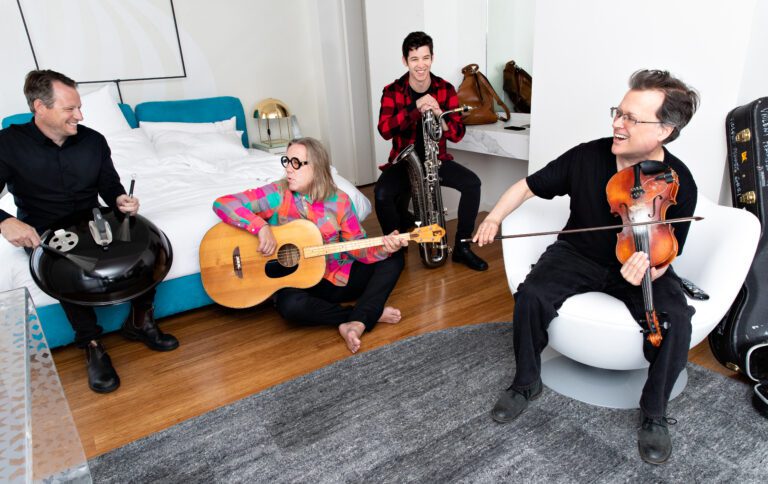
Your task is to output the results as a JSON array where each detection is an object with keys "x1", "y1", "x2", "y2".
[{"x1": 213, "y1": 182, "x2": 389, "y2": 286}]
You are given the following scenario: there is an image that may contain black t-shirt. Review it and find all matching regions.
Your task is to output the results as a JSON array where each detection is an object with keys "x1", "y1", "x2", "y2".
[
  {"x1": 0, "y1": 120, "x2": 126, "y2": 232},
  {"x1": 408, "y1": 86, "x2": 428, "y2": 161},
  {"x1": 526, "y1": 137, "x2": 698, "y2": 267}
]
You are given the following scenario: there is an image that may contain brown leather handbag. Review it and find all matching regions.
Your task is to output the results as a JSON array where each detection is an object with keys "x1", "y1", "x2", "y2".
[
  {"x1": 457, "y1": 64, "x2": 511, "y2": 125},
  {"x1": 502, "y1": 60, "x2": 532, "y2": 113}
]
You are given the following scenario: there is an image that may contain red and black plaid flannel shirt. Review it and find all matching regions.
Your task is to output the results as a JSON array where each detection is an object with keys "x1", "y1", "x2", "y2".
[{"x1": 377, "y1": 73, "x2": 465, "y2": 170}]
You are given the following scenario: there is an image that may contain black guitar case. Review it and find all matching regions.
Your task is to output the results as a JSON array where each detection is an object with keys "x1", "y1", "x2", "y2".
[{"x1": 708, "y1": 97, "x2": 768, "y2": 374}]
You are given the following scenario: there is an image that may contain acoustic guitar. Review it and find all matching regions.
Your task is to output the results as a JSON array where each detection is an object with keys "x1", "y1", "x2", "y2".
[{"x1": 199, "y1": 219, "x2": 445, "y2": 308}]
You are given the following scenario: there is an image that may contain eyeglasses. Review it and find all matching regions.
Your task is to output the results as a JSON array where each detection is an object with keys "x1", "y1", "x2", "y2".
[
  {"x1": 280, "y1": 156, "x2": 310, "y2": 170},
  {"x1": 610, "y1": 107, "x2": 667, "y2": 127}
]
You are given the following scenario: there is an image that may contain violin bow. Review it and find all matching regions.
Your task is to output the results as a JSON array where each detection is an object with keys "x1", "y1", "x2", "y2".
[{"x1": 460, "y1": 216, "x2": 703, "y2": 243}]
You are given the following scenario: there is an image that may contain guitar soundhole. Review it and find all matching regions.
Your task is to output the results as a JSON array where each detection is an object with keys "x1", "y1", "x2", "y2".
[
  {"x1": 265, "y1": 260, "x2": 298, "y2": 279},
  {"x1": 277, "y1": 244, "x2": 301, "y2": 267}
]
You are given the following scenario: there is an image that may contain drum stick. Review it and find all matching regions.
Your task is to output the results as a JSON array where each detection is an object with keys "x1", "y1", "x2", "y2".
[{"x1": 128, "y1": 173, "x2": 136, "y2": 198}]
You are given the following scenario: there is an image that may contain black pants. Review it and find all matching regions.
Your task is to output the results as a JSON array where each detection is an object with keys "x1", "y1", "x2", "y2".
[
  {"x1": 273, "y1": 252, "x2": 404, "y2": 332},
  {"x1": 511, "y1": 240, "x2": 693, "y2": 418},
  {"x1": 374, "y1": 158, "x2": 481, "y2": 244},
  {"x1": 60, "y1": 288, "x2": 156, "y2": 348}
]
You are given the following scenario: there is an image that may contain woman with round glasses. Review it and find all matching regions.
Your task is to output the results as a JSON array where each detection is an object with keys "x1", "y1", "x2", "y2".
[{"x1": 212, "y1": 137, "x2": 407, "y2": 353}]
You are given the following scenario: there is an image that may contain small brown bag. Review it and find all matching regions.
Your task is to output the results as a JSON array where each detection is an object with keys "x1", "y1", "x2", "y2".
[
  {"x1": 457, "y1": 64, "x2": 511, "y2": 125},
  {"x1": 502, "y1": 60, "x2": 532, "y2": 113}
]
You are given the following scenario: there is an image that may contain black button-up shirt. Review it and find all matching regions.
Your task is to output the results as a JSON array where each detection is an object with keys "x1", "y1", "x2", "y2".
[{"x1": 0, "y1": 120, "x2": 125, "y2": 232}]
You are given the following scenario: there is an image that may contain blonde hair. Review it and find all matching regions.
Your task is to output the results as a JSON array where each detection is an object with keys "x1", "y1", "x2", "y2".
[{"x1": 284, "y1": 137, "x2": 337, "y2": 201}]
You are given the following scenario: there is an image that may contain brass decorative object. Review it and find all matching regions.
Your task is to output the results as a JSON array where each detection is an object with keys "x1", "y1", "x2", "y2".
[{"x1": 253, "y1": 98, "x2": 292, "y2": 148}]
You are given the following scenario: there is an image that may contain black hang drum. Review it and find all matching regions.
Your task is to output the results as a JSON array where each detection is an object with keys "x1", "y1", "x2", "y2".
[{"x1": 29, "y1": 208, "x2": 173, "y2": 306}]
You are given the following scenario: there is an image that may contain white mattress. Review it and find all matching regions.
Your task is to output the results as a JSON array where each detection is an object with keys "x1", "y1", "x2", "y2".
[{"x1": 0, "y1": 131, "x2": 371, "y2": 308}]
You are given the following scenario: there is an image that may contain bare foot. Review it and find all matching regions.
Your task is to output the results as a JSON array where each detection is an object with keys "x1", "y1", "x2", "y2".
[
  {"x1": 338, "y1": 321, "x2": 365, "y2": 353},
  {"x1": 378, "y1": 306, "x2": 402, "y2": 324}
]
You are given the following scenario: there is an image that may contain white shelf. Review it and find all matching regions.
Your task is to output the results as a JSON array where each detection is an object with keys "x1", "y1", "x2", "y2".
[{"x1": 448, "y1": 113, "x2": 531, "y2": 160}]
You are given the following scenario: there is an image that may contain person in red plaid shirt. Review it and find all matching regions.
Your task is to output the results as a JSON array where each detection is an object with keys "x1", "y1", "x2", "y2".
[{"x1": 374, "y1": 31, "x2": 488, "y2": 271}]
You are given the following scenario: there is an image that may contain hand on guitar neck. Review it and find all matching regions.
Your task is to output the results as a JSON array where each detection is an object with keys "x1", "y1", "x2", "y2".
[{"x1": 199, "y1": 220, "x2": 445, "y2": 308}]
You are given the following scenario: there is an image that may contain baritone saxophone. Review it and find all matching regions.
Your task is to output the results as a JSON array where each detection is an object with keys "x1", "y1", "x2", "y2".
[{"x1": 393, "y1": 105, "x2": 472, "y2": 268}]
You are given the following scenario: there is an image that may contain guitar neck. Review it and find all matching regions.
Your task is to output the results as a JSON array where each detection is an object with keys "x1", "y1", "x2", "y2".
[{"x1": 303, "y1": 233, "x2": 412, "y2": 259}]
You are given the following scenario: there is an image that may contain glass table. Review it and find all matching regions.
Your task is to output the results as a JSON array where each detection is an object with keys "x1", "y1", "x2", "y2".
[{"x1": 0, "y1": 288, "x2": 91, "y2": 483}]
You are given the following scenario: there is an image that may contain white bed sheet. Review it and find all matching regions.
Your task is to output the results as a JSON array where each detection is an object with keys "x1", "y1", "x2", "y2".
[{"x1": 0, "y1": 148, "x2": 371, "y2": 308}]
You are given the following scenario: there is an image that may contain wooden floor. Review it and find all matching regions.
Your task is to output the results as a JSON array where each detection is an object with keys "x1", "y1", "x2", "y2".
[{"x1": 52, "y1": 185, "x2": 745, "y2": 459}]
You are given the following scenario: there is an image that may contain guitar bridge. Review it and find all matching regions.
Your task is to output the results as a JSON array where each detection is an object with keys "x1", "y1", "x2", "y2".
[{"x1": 233, "y1": 246, "x2": 243, "y2": 278}]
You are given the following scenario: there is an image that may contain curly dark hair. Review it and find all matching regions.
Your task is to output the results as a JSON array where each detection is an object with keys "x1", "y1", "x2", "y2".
[
  {"x1": 402, "y1": 31, "x2": 433, "y2": 59},
  {"x1": 629, "y1": 69, "x2": 699, "y2": 144},
  {"x1": 23, "y1": 69, "x2": 77, "y2": 113}
]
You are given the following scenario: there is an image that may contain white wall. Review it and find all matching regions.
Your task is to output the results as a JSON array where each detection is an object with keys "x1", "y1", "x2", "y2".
[
  {"x1": 364, "y1": 0, "x2": 425, "y2": 172},
  {"x1": 1, "y1": 0, "x2": 326, "y2": 166},
  {"x1": 308, "y1": 0, "x2": 375, "y2": 186},
  {"x1": 737, "y1": 0, "x2": 768, "y2": 105},
  {"x1": 529, "y1": 0, "x2": 767, "y2": 203}
]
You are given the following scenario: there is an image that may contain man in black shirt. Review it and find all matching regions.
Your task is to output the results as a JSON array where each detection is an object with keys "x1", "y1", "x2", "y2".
[
  {"x1": 0, "y1": 70, "x2": 179, "y2": 394},
  {"x1": 473, "y1": 70, "x2": 700, "y2": 465}
]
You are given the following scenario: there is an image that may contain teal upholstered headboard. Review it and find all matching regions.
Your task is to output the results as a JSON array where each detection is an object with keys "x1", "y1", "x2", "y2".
[
  {"x1": 118, "y1": 104, "x2": 138, "y2": 128},
  {"x1": 2, "y1": 97, "x2": 248, "y2": 148},
  {"x1": 1, "y1": 104, "x2": 137, "y2": 129},
  {"x1": 133, "y1": 96, "x2": 249, "y2": 147}
]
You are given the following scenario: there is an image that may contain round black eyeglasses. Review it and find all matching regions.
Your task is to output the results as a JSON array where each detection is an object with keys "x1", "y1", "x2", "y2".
[{"x1": 280, "y1": 156, "x2": 310, "y2": 169}]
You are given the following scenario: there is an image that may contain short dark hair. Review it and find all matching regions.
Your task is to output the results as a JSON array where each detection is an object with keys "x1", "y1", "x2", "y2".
[
  {"x1": 23, "y1": 69, "x2": 77, "y2": 113},
  {"x1": 629, "y1": 69, "x2": 699, "y2": 144},
  {"x1": 402, "y1": 31, "x2": 433, "y2": 59}
]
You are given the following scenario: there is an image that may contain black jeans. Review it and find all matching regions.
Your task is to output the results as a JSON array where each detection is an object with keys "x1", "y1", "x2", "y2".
[
  {"x1": 511, "y1": 240, "x2": 693, "y2": 418},
  {"x1": 273, "y1": 252, "x2": 404, "y2": 332},
  {"x1": 374, "y1": 158, "x2": 481, "y2": 244},
  {"x1": 60, "y1": 288, "x2": 156, "y2": 348}
]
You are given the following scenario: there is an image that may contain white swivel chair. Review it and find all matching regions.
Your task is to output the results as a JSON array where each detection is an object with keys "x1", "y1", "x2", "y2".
[{"x1": 501, "y1": 195, "x2": 760, "y2": 408}]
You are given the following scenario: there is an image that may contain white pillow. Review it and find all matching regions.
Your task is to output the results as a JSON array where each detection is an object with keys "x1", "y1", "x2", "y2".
[
  {"x1": 153, "y1": 130, "x2": 248, "y2": 161},
  {"x1": 139, "y1": 116, "x2": 236, "y2": 141},
  {"x1": 104, "y1": 129, "x2": 158, "y2": 167},
  {"x1": 79, "y1": 85, "x2": 131, "y2": 136}
]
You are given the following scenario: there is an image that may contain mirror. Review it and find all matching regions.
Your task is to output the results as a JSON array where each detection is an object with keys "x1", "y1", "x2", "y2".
[{"x1": 486, "y1": 0, "x2": 535, "y2": 111}]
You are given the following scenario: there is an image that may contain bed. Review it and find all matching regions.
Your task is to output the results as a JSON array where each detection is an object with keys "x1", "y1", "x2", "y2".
[{"x1": 0, "y1": 88, "x2": 371, "y2": 348}]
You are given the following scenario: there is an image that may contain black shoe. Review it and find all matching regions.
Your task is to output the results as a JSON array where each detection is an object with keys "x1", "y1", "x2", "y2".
[
  {"x1": 452, "y1": 242, "x2": 488, "y2": 271},
  {"x1": 121, "y1": 306, "x2": 179, "y2": 351},
  {"x1": 85, "y1": 341, "x2": 120, "y2": 393},
  {"x1": 491, "y1": 379, "x2": 542, "y2": 423},
  {"x1": 637, "y1": 414, "x2": 676, "y2": 464}
]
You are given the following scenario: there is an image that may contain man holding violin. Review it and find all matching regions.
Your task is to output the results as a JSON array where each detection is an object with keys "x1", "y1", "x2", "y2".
[{"x1": 473, "y1": 69, "x2": 699, "y2": 465}]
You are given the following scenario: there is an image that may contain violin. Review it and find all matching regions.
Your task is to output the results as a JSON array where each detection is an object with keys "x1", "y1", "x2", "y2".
[{"x1": 606, "y1": 160, "x2": 679, "y2": 347}]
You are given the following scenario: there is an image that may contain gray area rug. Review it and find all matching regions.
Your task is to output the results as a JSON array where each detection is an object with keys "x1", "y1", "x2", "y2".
[{"x1": 90, "y1": 322, "x2": 768, "y2": 483}]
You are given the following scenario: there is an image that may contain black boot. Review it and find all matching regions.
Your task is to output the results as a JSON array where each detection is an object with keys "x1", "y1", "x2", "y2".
[
  {"x1": 452, "y1": 242, "x2": 488, "y2": 271},
  {"x1": 637, "y1": 414, "x2": 675, "y2": 464},
  {"x1": 121, "y1": 305, "x2": 179, "y2": 351},
  {"x1": 491, "y1": 379, "x2": 542, "y2": 423},
  {"x1": 85, "y1": 340, "x2": 120, "y2": 393}
]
